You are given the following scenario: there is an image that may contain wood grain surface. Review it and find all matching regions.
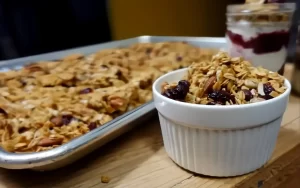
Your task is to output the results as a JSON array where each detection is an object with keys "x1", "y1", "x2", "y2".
[{"x1": 0, "y1": 64, "x2": 299, "y2": 188}]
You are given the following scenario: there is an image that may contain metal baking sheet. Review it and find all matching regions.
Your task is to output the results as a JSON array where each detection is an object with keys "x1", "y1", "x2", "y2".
[{"x1": 0, "y1": 36, "x2": 227, "y2": 170}]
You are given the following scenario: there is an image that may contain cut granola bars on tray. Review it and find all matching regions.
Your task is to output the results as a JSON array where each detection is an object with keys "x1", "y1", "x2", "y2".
[{"x1": 0, "y1": 42, "x2": 217, "y2": 153}]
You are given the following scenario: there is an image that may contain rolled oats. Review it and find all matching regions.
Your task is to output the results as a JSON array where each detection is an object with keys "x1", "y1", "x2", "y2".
[
  {"x1": 161, "y1": 51, "x2": 287, "y2": 106},
  {"x1": 0, "y1": 42, "x2": 217, "y2": 153}
]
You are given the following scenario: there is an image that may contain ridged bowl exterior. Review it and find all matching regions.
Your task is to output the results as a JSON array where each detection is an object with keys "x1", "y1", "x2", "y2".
[{"x1": 158, "y1": 113, "x2": 282, "y2": 177}]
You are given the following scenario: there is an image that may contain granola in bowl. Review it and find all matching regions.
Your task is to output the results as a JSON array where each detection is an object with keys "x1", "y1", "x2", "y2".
[
  {"x1": 161, "y1": 51, "x2": 287, "y2": 105},
  {"x1": 152, "y1": 51, "x2": 291, "y2": 177},
  {"x1": 0, "y1": 42, "x2": 217, "y2": 153}
]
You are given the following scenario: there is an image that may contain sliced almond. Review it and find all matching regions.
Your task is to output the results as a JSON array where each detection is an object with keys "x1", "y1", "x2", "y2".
[
  {"x1": 233, "y1": 65, "x2": 244, "y2": 73},
  {"x1": 216, "y1": 70, "x2": 222, "y2": 81},
  {"x1": 250, "y1": 97, "x2": 266, "y2": 103},
  {"x1": 224, "y1": 73, "x2": 236, "y2": 81},
  {"x1": 207, "y1": 69, "x2": 216, "y2": 76},
  {"x1": 14, "y1": 143, "x2": 27, "y2": 149},
  {"x1": 108, "y1": 96, "x2": 127, "y2": 110},
  {"x1": 245, "y1": 79, "x2": 258, "y2": 88},
  {"x1": 37, "y1": 137, "x2": 63, "y2": 147},
  {"x1": 270, "y1": 91, "x2": 279, "y2": 98},
  {"x1": 236, "y1": 71, "x2": 247, "y2": 78},
  {"x1": 257, "y1": 82, "x2": 265, "y2": 96},
  {"x1": 241, "y1": 86, "x2": 249, "y2": 90},
  {"x1": 238, "y1": 91, "x2": 245, "y2": 101},
  {"x1": 274, "y1": 86, "x2": 286, "y2": 93},
  {"x1": 261, "y1": 77, "x2": 268, "y2": 83},
  {"x1": 255, "y1": 68, "x2": 267, "y2": 77},
  {"x1": 203, "y1": 76, "x2": 216, "y2": 93}
]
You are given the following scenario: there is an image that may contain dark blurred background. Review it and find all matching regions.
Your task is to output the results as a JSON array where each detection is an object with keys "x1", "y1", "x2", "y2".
[{"x1": 0, "y1": 0, "x2": 298, "y2": 61}]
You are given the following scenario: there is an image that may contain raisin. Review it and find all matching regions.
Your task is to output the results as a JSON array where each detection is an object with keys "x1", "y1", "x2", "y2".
[
  {"x1": 79, "y1": 88, "x2": 93, "y2": 94},
  {"x1": 88, "y1": 122, "x2": 97, "y2": 130},
  {"x1": 61, "y1": 115, "x2": 73, "y2": 125},
  {"x1": 242, "y1": 89, "x2": 253, "y2": 101}
]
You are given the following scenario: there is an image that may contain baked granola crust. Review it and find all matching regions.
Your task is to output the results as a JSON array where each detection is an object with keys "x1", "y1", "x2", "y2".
[{"x1": 0, "y1": 42, "x2": 217, "y2": 153}]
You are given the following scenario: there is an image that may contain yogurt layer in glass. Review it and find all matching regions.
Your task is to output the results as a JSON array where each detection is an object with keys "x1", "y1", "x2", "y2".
[{"x1": 226, "y1": 3, "x2": 296, "y2": 73}]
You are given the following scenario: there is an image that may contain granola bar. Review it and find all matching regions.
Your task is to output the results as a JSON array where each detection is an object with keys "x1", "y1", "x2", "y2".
[
  {"x1": 161, "y1": 51, "x2": 287, "y2": 105},
  {"x1": 0, "y1": 42, "x2": 217, "y2": 153}
]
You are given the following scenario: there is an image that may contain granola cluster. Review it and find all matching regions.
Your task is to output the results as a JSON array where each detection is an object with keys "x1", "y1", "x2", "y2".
[
  {"x1": 0, "y1": 42, "x2": 217, "y2": 153},
  {"x1": 161, "y1": 51, "x2": 287, "y2": 105},
  {"x1": 228, "y1": 3, "x2": 291, "y2": 24}
]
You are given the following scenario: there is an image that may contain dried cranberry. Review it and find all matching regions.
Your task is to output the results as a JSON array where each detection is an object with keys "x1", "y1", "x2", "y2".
[
  {"x1": 208, "y1": 91, "x2": 220, "y2": 101},
  {"x1": 100, "y1": 65, "x2": 108, "y2": 69},
  {"x1": 242, "y1": 89, "x2": 253, "y2": 101},
  {"x1": 176, "y1": 56, "x2": 182, "y2": 62},
  {"x1": 208, "y1": 90, "x2": 231, "y2": 104},
  {"x1": 178, "y1": 80, "x2": 190, "y2": 88},
  {"x1": 146, "y1": 48, "x2": 152, "y2": 54},
  {"x1": 173, "y1": 87, "x2": 184, "y2": 99},
  {"x1": 263, "y1": 83, "x2": 274, "y2": 95},
  {"x1": 18, "y1": 127, "x2": 28, "y2": 134},
  {"x1": 171, "y1": 88, "x2": 179, "y2": 97},
  {"x1": 162, "y1": 81, "x2": 190, "y2": 101},
  {"x1": 61, "y1": 115, "x2": 73, "y2": 125},
  {"x1": 88, "y1": 122, "x2": 97, "y2": 130},
  {"x1": 263, "y1": 83, "x2": 275, "y2": 100},
  {"x1": 263, "y1": 94, "x2": 274, "y2": 100},
  {"x1": 79, "y1": 88, "x2": 93, "y2": 94},
  {"x1": 162, "y1": 89, "x2": 175, "y2": 99},
  {"x1": 218, "y1": 90, "x2": 232, "y2": 103},
  {"x1": 0, "y1": 108, "x2": 6, "y2": 114}
]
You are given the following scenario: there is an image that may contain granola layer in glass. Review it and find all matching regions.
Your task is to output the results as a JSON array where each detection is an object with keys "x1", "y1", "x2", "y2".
[{"x1": 0, "y1": 42, "x2": 217, "y2": 153}]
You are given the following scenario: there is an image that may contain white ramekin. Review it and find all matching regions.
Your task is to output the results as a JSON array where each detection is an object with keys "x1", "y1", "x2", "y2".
[{"x1": 152, "y1": 68, "x2": 291, "y2": 177}]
